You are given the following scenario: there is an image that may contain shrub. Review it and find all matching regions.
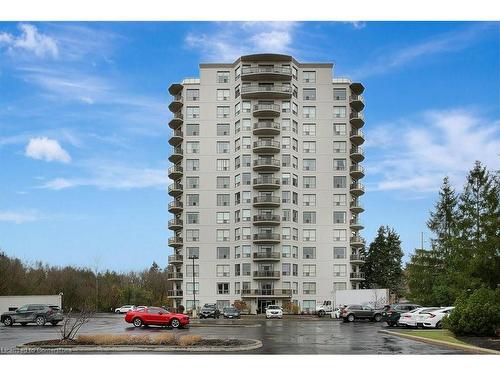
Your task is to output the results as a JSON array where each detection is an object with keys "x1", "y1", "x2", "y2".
[
  {"x1": 150, "y1": 333, "x2": 176, "y2": 345},
  {"x1": 233, "y1": 300, "x2": 248, "y2": 312},
  {"x1": 444, "y1": 287, "x2": 500, "y2": 337},
  {"x1": 178, "y1": 335, "x2": 202, "y2": 346},
  {"x1": 177, "y1": 305, "x2": 185, "y2": 314}
]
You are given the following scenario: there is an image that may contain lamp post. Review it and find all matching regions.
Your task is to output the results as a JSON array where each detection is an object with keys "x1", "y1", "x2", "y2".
[{"x1": 188, "y1": 254, "x2": 199, "y2": 318}]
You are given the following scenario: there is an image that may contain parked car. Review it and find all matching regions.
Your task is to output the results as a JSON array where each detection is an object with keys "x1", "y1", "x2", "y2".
[
  {"x1": 341, "y1": 304, "x2": 383, "y2": 322},
  {"x1": 1, "y1": 304, "x2": 64, "y2": 326},
  {"x1": 380, "y1": 303, "x2": 421, "y2": 326},
  {"x1": 398, "y1": 307, "x2": 439, "y2": 327},
  {"x1": 316, "y1": 300, "x2": 333, "y2": 317},
  {"x1": 223, "y1": 307, "x2": 241, "y2": 319},
  {"x1": 115, "y1": 305, "x2": 136, "y2": 314},
  {"x1": 330, "y1": 307, "x2": 341, "y2": 319},
  {"x1": 265, "y1": 305, "x2": 283, "y2": 319},
  {"x1": 421, "y1": 307, "x2": 455, "y2": 329},
  {"x1": 199, "y1": 303, "x2": 220, "y2": 319},
  {"x1": 124, "y1": 306, "x2": 189, "y2": 328}
]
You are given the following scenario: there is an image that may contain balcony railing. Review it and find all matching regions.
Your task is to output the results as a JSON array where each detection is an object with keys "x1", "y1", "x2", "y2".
[
  {"x1": 167, "y1": 290, "x2": 183, "y2": 297},
  {"x1": 350, "y1": 272, "x2": 365, "y2": 280},
  {"x1": 241, "y1": 289, "x2": 292, "y2": 297},
  {"x1": 253, "y1": 196, "x2": 281, "y2": 205},
  {"x1": 253, "y1": 103, "x2": 280, "y2": 114},
  {"x1": 350, "y1": 254, "x2": 365, "y2": 262},
  {"x1": 242, "y1": 66, "x2": 292, "y2": 75},
  {"x1": 350, "y1": 183, "x2": 365, "y2": 193},
  {"x1": 168, "y1": 218, "x2": 183, "y2": 228},
  {"x1": 253, "y1": 158, "x2": 281, "y2": 168},
  {"x1": 350, "y1": 165, "x2": 365, "y2": 174},
  {"x1": 253, "y1": 270, "x2": 280, "y2": 278},
  {"x1": 253, "y1": 214, "x2": 281, "y2": 224},
  {"x1": 167, "y1": 272, "x2": 183, "y2": 279},
  {"x1": 168, "y1": 254, "x2": 183, "y2": 263},
  {"x1": 168, "y1": 200, "x2": 183, "y2": 211},
  {"x1": 168, "y1": 236, "x2": 183, "y2": 246},
  {"x1": 253, "y1": 177, "x2": 280, "y2": 188},
  {"x1": 253, "y1": 140, "x2": 280, "y2": 150},
  {"x1": 350, "y1": 236, "x2": 366, "y2": 245},
  {"x1": 253, "y1": 233, "x2": 280, "y2": 241},
  {"x1": 241, "y1": 84, "x2": 292, "y2": 97},
  {"x1": 253, "y1": 251, "x2": 281, "y2": 260},
  {"x1": 253, "y1": 122, "x2": 281, "y2": 132}
]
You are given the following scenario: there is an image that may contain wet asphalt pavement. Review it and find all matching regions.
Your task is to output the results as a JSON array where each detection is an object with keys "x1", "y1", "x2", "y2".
[{"x1": 0, "y1": 314, "x2": 465, "y2": 354}]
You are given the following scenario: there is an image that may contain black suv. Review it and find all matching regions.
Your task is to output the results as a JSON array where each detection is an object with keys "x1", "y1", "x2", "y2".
[
  {"x1": 199, "y1": 303, "x2": 220, "y2": 319},
  {"x1": 1, "y1": 304, "x2": 64, "y2": 327},
  {"x1": 380, "y1": 303, "x2": 421, "y2": 327}
]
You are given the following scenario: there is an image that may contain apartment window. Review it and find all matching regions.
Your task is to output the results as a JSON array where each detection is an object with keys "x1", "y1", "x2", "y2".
[
  {"x1": 235, "y1": 66, "x2": 241, "y2": 80},
  {"x1": 234, "y1": 102, "x2": 241, "y2": 116},
  {"x1": 334, "y1": 194, "x2": 347, "y2": 206},
  {"x1": 242, "y1": 191, "x2": 251, "y2": 203},
  {"x1": 217, "y1": 89, "x2": 230, "y2": 101},
  {"x1": 292, "y1": 191, "x2": 298, "y2": 204},
  {"x1": 292, "y1": 138, "x2": 298, "y2": 151},
  {"x1": 186, "y1": 124, "x2": 199, "y2": 136},
  {"x1": 216, "y1": 212, "x2": 230, "y2": 224},
  {"x1": 217, "y1": 71, "x2": 230, "y2": 84},
  {"x1": 282, "y1": 227, "x2": 291, "y2": 240},
  {"x1": 234, "y1": 282, "x2": 241, "y2": 294},
  {"x1": 333, "y1": 88, "x2": 346, "y2": 100},
  {"x1": 303, "y1": 282, "x2": 316, "y2": 295},
  {"x1": 303, "y1": 265, "x2": 316, "y2": 277},
  {"x1": 303, "y1": 88, "x2": 316, "y2": 100},
  {"x1": 217, "y1": 194, "x2": 230, "y2": 206},
  {"x1": 234, "y1": 120, "x2": 241, "y2": 134},
  {"x1": 242, "y1": 209, "x2": 251, "y2": 222},
  {"x1": 292, "y1": 209, "x2": 298, "y2": 222},
  {"x1": 186, "y1": 106, "x2": 200, "y2": 119},
  {"x1": 242, "y1": 137, "x2": 251, "y2": 150},
  {"x1": 292, "y1": 120, "x2": 298, "y2": 134},
  {"x1": 282, "y1": 101, "x2": 290, "y2": 113},
  {"x1": 238, "y1": 263, "x2": 249, "y2": 276},
  {"x1": 242, "y1": 101, "x2": 251, "y2": 113},
  {"x1": 186, "y1": 248, "x2": 199, "y2": 260},
  {"x1": 234, "y1": 210, "x2": 241, "y2": 223},
  {"x1": 186, "y1": 176, "x2": 199, "y2": 189},
  {"x1": 303, "y1": 141, "x2": 316, "y2": 154},
  {"x1": 216, "y1": 229, "x2": 230, "y2": 242},
  {"x1": 292, "y1": 155, "x2": 298, "y2": 169},
  {"x1": 282, "y1": 154, "x2": 291, "y2": 167},
  {"x1": 333, "y1": 106, "x2": 346, "y2": 118},
  {"x1": 292, "y1": 85, "x2": 298, "y2": 98},
  {"x1": 186, "y1": 159, "x2": 199, "y2": 171},
  {"x1": 303, "y1": 106, "x2": 316, "y2": 119},
  {"x1": 217, "y1": 141, "x2": 230, "y2": 154},
  {"x1": 186, "y1": 264, "x2": 199, "y2": 277},
  {"x1": 186, "y1": 229, "x2": 199, "y2": 242},
  {"x1": 242, "y1": 155, "x2": 251, "y2": 167},
  {"x1": 186, "y1": 194, "x2": 199, "y2": 207},
  {"x1": 334, "y1": 247, "x2": 346, "y2": 259},
  {"x1": 186, "y1": 282, "x2": 199, "y2": 295},
  {"x1": 334, "y1": 265, "x2": 347, "y2": 277},
  {"x1": 303, "y1": 71, "x2": 316, "y2": 83},
  {"x1": 292, "y1": 66, "x2": 298, "y2": 80},
  {"x1": 186, "y1": 212, "x2": 199, "y2": 224},
  {"x1": 216, "y1": 264, "x2": 230, "y2": 277},
  {"x1": 217, "y1": 106, "x2": 230, "y2": 118},
  {"x1": 282, "y1": 119, "x2": 290, "y2": 131},
  {"x1": 334, "y1": 159, "x2": 347, "y2": 171},
  {"x1": 283, "y1": 281, "x2": 291, "y2": 291},
  {"x1": 333, "y1": 141, "x2": 347, "y2": 153},
  {"x1": 292, "y1": 102, "x2": 298, "y2": 116},
  {"x1": 292, "y1": 282, "x2": 298, "y2": 294},
  {"x1": 303, "y1": 247, "x2": 316, "y2": 259},
  {"x1": 282, "y1": 263, "x2": 291, "y2": 276},
  {"x1": 303, "y1": 159, "x2": 316, "y2": 171},
  {"x1": 242, "y1": 245, "x2": 251, "y2": 258},
  {"x1": 216, "y1": 159, "x2": 230, "y2": 171},
  {"x1": 282, "y1": 173, "x2": 291, "y2": 185},
  {"x1": 186, "y1": 89, "x2": 199, "y2": 101},
  {"x1": 186, "y1": 141, "x2": 199, "y2": 154},
  {"x1": 282, "y1": 245, "x2": 291, "y2": 258},
  {"x1": 333, "y1": 229, "x2": 347, "y2": 241},
  {"x1": 217, "y1": 176, "x2": 230, "y2": 189},
  {"x1": 235, "y1": 156, "x2": 241, "y2": 170},
  {"x1": 303, "y1": 123, "x2": 316, "y2": 136},
  {"x1": 303, "y1": 212, "x2": 316, "y2": 224},
  {"x1": 242, "y1": 281, "x2": 251, "y2": 292},
  {"x1": 282, "y1": 191, "x2": 291, "y2": 204},
  {"x1": 303, "y1": 176, "x2": 316, "y2": 189},
  {"x1": 333, "y1": 282, "x2": 347, "y2": 291},
  {"x1": 217, "y1": 283, "x2": 230, "y2": 294},
  {"x1": 234, "y1": 246, "x2": 241, "y2": 259},
  {"x1": 303, "y1": 194, "x2": 316, "y2": 207},
  {"x1": 217, "y1": 123, "x2": 230, "y2": 136},
  {"x1": 334, "y1": 211, "x2": 346, "y2": 224},
  {"x1": 333, "y1": 123, "x2": 347, "y2": 136},
  {"x1": 292, "y1": 263, "x2": 298, "y2": 276},
  {"x1": 234, "y1": 264, "x2": 241, "y2": 277},
  {"x1": 303, "y1": 229, "x2": 316, "y2": 242},
  {"x1": 242, "y1": 227, "x2": 251, "y2": 240},
  {"x1": 242, "y1": 119, "x2": 251, "y2": 131},
  {"x1": 334, "y1": 176, "x2": 347, "y2": 188}
]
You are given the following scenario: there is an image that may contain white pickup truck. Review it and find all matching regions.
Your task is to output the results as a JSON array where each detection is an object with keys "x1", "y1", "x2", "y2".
[{"x1": 315, "y1": 301, "x2": 335, "y2": 317}]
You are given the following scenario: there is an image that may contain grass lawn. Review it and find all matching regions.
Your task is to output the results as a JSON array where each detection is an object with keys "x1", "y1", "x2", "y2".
[{"x1": 402, "y1": 329, "x2": 472, "y2": 346}]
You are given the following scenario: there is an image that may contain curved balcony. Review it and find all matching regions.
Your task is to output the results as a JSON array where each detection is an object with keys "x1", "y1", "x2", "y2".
[
  {"x1": 350, "y1": 236, "x2": 366, "y2": 248},
  {"x1": 168, "y1": 113, "x2": 183, "y2": 130},
  {"x1": 241, "y1": 66, "x2": 292, "y2": 81},
  {"x1": 253, "y1": 103, "x2": 280, "y2": 117},
  {"x1": 350, "y1": 272, "x2": 365, "y2": 281},
  {"x1": 168, "y1": 95, "x2": 183, "y2": 113},
  {"x1": 349, "y1": 112, "x2": 364, "y2": 128},
  {"x1": 350, "y1": 165, "x2": 365, "y2": 179},
  {"x1": 168, "y1": 165, "x2": 183, "y2": 180},
  {"x1": 168, "y1": 200, "x2": 183, "y2": 214},
  {"x1": 168, "y1": 83, "x2": 183, "y2": 96},
  {"x1": 350, "y1": 254, "x2": 366, "y2": 264},
  {"x1": 168, "y1": 183, "x2": 183, "y2": 197},
  {"x1": 350, "y1": 82, "x2": 365, "y2": 95},
  {"x1": 241, "y1": 289, "x2": 292, "y2": 298},
  {"x1": 253, "y1": 140, "x2": 280, "y2": 153},
  {"x1": 168, "y1": 130, "x2": 183, "y2": 146},
  {"x1": 253, "y1": 158, "x2": 281, "y2": 171},
  {"x1": 167, "y1": 289, "x2": 183, "y2": 298},
  {"x1": 168, "y1": 218, "x2": 183, "y2": 231},
  {"x1": 350, "y1": 200, "x2": 364, "y2": 213},
  {"x1": 253, "y1": 270, "x2": 281, "y2": 280},
  {"x1": 253, "y1": 195, "x2": 281, "y2": 207},
  {"x1": 168, "y1": 236, "x2": 183, "y2": 248},
  {"x1": 168, "y1": 254, "x2": 184, "y2": 264},
  {"x1": 253, "y1": 177, "x2": 280, "y2": 190},
  {"x1": 168, "y1": 147, "x2": 183, "y2": 163},
  {"x1": 253, "y1": 121, "x2": 281, "y2": 136},
  {"x1": 350, "y1": 147, "x2": 365, "y2": 162},
  {"x1": 241, "y1": 84, "x2": 292, "y2": 99},
  {"x1": 253, "y1": 251, "x2": 281, "y2": 261},
  {"x1": 253, "y1": 214, "x2": 281, "y2": 226},
  {"x1": 167, "y1": 272, "x2": 183, "y2": 281},
  {"x1": 349, "y1": 129, "x2": 365, "y2": 145},
  {"x1": 253, "y1": 233, "x2": 280, "y2": 244},
  {"x1": 350, "y1": 218, "x2": 364, "y2": 230},
  {"x1": 350, "y1": 182, "x2": 365, "y2": 196},
  {"x1": 349, "y1": 94, "x2": 365, "y2": 112}
]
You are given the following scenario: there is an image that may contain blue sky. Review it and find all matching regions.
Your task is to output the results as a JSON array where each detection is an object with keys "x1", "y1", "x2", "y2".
[{"x1": 0, "y1": 21, "x2": 498, "y2": 272}]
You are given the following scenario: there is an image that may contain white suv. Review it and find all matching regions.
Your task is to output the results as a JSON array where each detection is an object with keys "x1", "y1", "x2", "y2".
[
  {"x1": 114, "y1": 305, "x2": 136, "y2": 314},
  {"x1": 265, "y1": 305, "x2": 283, "y2": 319}
]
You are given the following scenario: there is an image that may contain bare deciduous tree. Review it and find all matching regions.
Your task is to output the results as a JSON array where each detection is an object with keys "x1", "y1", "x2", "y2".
[{"x1": 59, "y1": 308, "x2": 94, "y2": 341}]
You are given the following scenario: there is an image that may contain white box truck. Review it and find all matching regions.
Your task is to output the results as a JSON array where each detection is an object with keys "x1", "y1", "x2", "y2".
[{"x1": 315, "y1": 289, "x2": 389, "y2": 317}]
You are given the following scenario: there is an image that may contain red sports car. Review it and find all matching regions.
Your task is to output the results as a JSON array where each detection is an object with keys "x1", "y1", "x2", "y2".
[{"x1": 125, "y1": 307, "x2": 189, "y2": 328}]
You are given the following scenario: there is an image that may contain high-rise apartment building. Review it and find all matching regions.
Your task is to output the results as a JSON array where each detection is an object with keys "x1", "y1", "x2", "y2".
[{"x1": 167, "y1": 54, "x2": 365, "y2": 313}]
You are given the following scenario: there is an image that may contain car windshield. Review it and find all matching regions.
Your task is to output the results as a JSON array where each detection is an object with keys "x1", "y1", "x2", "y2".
[{"x1": 268, "y1": 305, "x2": 280, "y2": 309}]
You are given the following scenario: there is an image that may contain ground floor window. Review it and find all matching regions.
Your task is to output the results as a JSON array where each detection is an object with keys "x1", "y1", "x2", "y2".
[
  {"x1": 217, "y1": 282, "x2": 230, "y2": 294},
  {"x1": 185, "y1": 300, "x2": 200, "y2": 310},
  {"x1": 217, "y1": 300, "x2": 230, "y2": 310},
  {"x1": 302, "y1": 300, "x2": 316, "y2": 313}
]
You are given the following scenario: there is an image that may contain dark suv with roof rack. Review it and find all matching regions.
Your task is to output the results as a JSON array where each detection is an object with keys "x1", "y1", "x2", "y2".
[
  {"x1": 379, "y1": 303, "x2": 421, "y2": 327},
  {"x1": 1, "y1": 304, "x2": 64, "y2": 326}
]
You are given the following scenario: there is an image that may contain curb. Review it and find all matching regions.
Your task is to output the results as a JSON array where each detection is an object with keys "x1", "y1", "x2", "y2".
[
  {"x1": 380, "y1": 329, "x2": 499, "y2": 354},
  {"x1": 17, "y1": 339, "x2": 263, "y2": 353},
  {"x1": 190, "y1": 323, "x2": 261, "y2": 328}
]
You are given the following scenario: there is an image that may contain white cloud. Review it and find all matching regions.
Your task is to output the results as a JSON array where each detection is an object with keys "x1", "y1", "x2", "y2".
[
  {"x1": 0, "y1": 23, "x2": 58, "y2": 58},
  {"x1": 345, "y1": 21, "x2": 366, "y2": 30},
  {"x1": 366, "y1": 108, "x2": 500, "y2": 193},
  {"x1": 0, "y1": 210, "x2": 40, "y2": 224},
  {"x1": 25, "y1": 137, "x2": 71, "y2": 163}
]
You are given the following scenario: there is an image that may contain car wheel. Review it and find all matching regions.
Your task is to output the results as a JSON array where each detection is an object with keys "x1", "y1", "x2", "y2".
[
  {"x1": 133, "y1": 318, "x2": 143, "y2": 327},
  {"x1": 3, "y1": 317, "x2": 13, "y2": 326},
  {"x1": 36, "y1": 316, "x2": 46, "y2": 326},
  {"x1": 317, "y1": 310, "x2": 325, "y2": 317},
  {"x1": 347, "y1": 314, "x2": 355, "y2": 322},
  {"x1": 374, "y1": 314, "x2": 382, "y2": 322},
  {"x1": 387, "y1": 321, "x2": 395, "y2": 327},
  {"x1": 436, "y1": 321, "x2": 443, "y2": 329},
  {"x1": 51, "y1": 322, "x2": 59, "y2": 326},
  {"x1": 170, "y1": 318, "x2": 180, "y2": 328}
]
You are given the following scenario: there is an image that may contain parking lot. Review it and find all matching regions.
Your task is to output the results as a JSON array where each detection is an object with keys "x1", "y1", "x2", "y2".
[{"x1": 0, "y1": 314, "x2": 465, "y2": 354}]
